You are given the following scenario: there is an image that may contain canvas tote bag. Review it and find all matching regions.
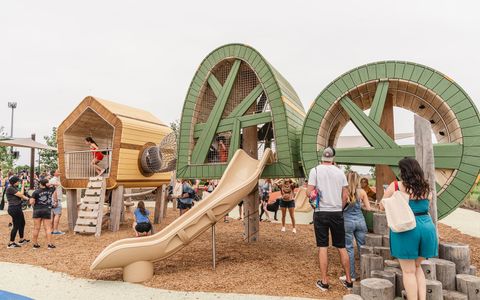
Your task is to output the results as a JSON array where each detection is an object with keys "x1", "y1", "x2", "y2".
[
  {"x1": 173, "y1": 181, "x2": 183, "y2": 198},
  {"x1": 381, "y1": 181, "x2": 416, "y2": 233}
]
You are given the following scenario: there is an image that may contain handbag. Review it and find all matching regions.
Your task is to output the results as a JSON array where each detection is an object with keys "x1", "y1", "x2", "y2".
[
  {"x1": 381, "y1": 181, "x2": 416, "y2": 233},
  {"x1": 173, "y1": 182, "x2": 183, "y2": 198}
]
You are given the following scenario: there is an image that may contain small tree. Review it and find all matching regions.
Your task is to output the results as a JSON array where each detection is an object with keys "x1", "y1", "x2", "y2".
[
  {"x1": 39, "y1": 127, "x2": 58, "y2": 172},
  {"x1": 169, "y1": 119, "x2": 180, "y2": 139},
  {"x1": 343, "y1": 164, "x2": 352, "y2": 173},
  {"x1": 369, "y1": 166, "x2": 376, "y2": 179},
  {"x1": 0, "y1": 126, "x2": 15, "y2": 170}
]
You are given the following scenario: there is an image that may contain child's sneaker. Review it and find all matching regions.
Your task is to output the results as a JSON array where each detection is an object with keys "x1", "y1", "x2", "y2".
[
  {"x1": 33, "y1": 244, "x2": 40, "y2": 249},
  {"x1": 292, "y1": 228, "x2": 297, "y2": 234},
  {"x1": 18, "y1": 239, "x2": 30, "y2": 245},
  {"x1": 315, "y1": 280, "x2": 329, "y2": 291},
  {"x1": 7, "y1": 242, "x2": 21, "y2": 249},
  {"x1": 340, "y1": 278, "x2": 353, "y2": 289},
  {"x1": 281, "y1": 227, "x2": 286, "y2": 232},
  {"x1": 339, "y1": 275, "x2": 355, "y2": 282},
  {"x1": 47, "y1": 244, "x2": 56, "y2": 249},
  {"x1": 52, "y1": 231, "x2": 65, "y2": 235}
]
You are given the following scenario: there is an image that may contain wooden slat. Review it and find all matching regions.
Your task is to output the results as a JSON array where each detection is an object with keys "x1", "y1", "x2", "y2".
[
  {"x1": 82, "y1": 196, "x2": 100, "y2": 204},
  {"x1": 207, "y1": 74, "x2": 222, "y2": 97},
  {"x1": 79, "y1": 203, "x2": 100, "y2": 211},
  {"x1": 76, "y1": 218, "x2": 98, "y2": 225},
  {"x1": 87, "y1": 181, "x2": 103, "y2": 189},
  {"x1": 78, "y1": 210, "x2": 99, "y2": 218},
  {"x1": 369, "y1": 81, "x2": 389, "y2": 125},
  {"x1": 74, "y1": 225, "x2": 97, "y2": 233}
]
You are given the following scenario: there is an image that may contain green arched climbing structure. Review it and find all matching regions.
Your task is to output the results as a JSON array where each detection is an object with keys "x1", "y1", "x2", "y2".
[
  {"x1": 176, "y1": 44, "x2": 305, "y2": 179},
  {"x1": 301, "y1": 61, "x2": 480, "y2": 219}
]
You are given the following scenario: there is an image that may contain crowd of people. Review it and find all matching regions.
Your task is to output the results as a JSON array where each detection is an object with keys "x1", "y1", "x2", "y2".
[
  {"x1": 0, "y1": 168, "x2": 65, "y2": 249},
  {"x1": 1, "y1": 143, "x2": 438, "y2": 299}
]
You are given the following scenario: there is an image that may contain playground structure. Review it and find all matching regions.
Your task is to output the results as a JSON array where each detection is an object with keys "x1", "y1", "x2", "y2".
[
  {"x1": 57, "y1": 96, "x2": 174, "y2": 234},
  {"x1": 75, "y1": 44, "x2": 480, "y2": 284}
]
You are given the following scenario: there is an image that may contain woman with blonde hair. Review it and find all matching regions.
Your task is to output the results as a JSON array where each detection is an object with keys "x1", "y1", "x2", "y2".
[{"x1": 340, "y1": 171, "x2": 371, "y2": 282}]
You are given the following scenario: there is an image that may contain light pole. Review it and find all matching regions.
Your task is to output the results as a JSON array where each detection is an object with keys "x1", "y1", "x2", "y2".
[
  {"x1": 8, "y1": 102, "x2": 17, "y2": 138},
  {"x1": 7, "y1": 102, "x2": 17, "y2": 155}
]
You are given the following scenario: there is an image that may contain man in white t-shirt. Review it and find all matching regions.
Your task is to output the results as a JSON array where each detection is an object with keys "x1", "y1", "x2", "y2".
[
  {"x1": 49, "y1": 169, "x2": 65, "y2": 235},
  {"x1": 307, "y1": 147, "x2": 353, "y2": 291}
]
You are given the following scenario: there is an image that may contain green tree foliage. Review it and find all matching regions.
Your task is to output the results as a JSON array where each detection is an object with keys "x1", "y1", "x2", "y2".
[
  {"x1": 0, "y1": 126, "x2": 15, "y2": 171},
  {"x1": 39, "y1": 127, "x2": 58, "y2": 172},
  {"x1": 343, "y1": 164, "x2": 352, "y2": 173},
  {"x1": 169, "y1": 119, "x2": 180, "y2": 139}
]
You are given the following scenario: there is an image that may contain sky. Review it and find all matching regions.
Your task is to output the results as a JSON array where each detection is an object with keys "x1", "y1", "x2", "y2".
[{"x1": 1, "y1": 0, "x2": 479, "y2": 166}]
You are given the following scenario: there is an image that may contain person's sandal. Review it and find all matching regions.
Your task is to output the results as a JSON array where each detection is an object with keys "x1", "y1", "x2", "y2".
[
  {"x1": 47, "y1": 244, "x2": 56, "y2": 249},
  {"x1": 33, "y1": 244, "x2": 40, "y2": 249}
]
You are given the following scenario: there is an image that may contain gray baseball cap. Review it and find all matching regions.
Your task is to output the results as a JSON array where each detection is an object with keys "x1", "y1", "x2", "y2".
[{"x1": 321, "y1": 147, "x2": 335, "y2": 162}]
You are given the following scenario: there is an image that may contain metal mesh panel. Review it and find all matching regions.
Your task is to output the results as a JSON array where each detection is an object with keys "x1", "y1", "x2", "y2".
[{"x1": 191, "y1": 59, "x2": 276, "y2": 164}]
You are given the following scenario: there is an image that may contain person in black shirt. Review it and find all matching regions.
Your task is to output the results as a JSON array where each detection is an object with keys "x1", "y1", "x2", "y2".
[
  {"x1": 6, "y1": 176, "x2": 30, "y2": 248},
  {"x1": 29, "y1": 179, "x2": 56, "y2": 249}
]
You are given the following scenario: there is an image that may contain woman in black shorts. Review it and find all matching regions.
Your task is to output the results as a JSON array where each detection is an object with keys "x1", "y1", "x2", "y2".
[
  {"x1": 279, "y1": 179, "x2": 296, "y2": 233},
  {"x1": 30, "y1": 179, "x2": 56, "y2": 249},
  {"x1": 6, "y1": 176, "x2": 30, "y2": 248}
]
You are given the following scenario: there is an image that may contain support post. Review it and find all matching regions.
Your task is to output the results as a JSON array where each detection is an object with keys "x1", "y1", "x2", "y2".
[
  {"x1": 154, "y1": 185, "x2": 165, "y2": 224},
  {"x1": 29, "y1": 133, "x2": 35, "y2": 190},
  {"x1": 212, "y1": 224, "x2": 216, "y2": 270},
  {"x1": 376, "y1": 94, "x2": 396, "y2": 200},
  {"x1": 242, "y1": 124, "x2": 259, "y2": 242},
  {"x1": 414, "y1": 114, "x2": 438, "y2": 232},
  {"x1": 66, "y1": 189, "x2": 79, "y2": 231},
  {"x1": 110, "y1": 185, "x2": 124, "y2": 232}
]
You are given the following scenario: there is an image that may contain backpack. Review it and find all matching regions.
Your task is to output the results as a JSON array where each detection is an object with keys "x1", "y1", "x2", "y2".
[{"x1": 381, "y1": 181, "x2": 416, "y2": 233}]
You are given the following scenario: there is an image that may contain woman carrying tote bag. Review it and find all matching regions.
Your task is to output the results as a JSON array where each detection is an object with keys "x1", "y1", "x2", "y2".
[{"x1": 382, "y1": 158, "x2": 438, "y2": 300}]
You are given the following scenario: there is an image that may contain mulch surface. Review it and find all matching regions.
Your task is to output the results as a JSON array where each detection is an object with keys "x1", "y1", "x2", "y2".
[{"x1": 0, "y1": 209, "x2": 478, "y2": 299}]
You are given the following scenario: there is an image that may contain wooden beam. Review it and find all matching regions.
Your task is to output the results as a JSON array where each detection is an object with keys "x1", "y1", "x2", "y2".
[
  {"x1": 66, "y1": 189, "x2": 79, "y2": 231},
  {"x1": 340, "y1": 96, "x2": 398, "y2": 149},
  {"x1": 191, "y1": 59, "x2": 241, "y2": 164},
  {"x1": 227, "y1": 85, "x2": 263, "y2": 118},
  {"x1": 242, "y1": 123, "x2": 259, "y2": 242},
  {"x1": 193, "y1": 112, "x2": 272, "y2": 138},
  {"x1": 109, "y1": 185, "x2": 124, "y2": 232},
  {"x1": 207, "y1": 74, "x2": 222, "y2": 98},
  {"x1": 369, "y1": 81, "x2": 390, "y2": 125},
  {"x1": 414, "y1": 114, "x2": 438, "y2": 233},
  {"x1": 154, "y1": 185, "x2": 166, "y2": 224},
  {"x1": 228, "y1": 119, "x2": 241, "y2": 161},
  {"x1": 334, "y1": 143, "x2": 462, "y2": 169},
  {"x1": 376, "y1": 94, "x2": 396, "y2": 200}
]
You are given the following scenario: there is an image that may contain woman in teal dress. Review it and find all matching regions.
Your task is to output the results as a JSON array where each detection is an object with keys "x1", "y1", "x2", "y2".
[{"x1": 383, "y1": 158, "x2": 438, "y2": 300}]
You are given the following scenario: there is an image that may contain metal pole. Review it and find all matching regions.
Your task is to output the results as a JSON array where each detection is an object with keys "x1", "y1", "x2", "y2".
[
  {"x1": 30, "y1": 134, "x2": 35, "y2": 190},
  {"x1": 212, "y1": 224, "x2": 216, "y2": 270},
  {"x1": 10, "y1": 107, "x2": 14, "y2": 137}
]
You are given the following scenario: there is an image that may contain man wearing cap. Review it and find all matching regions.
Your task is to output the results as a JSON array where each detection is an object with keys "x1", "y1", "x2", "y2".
[{"x1": 307, "y1": 147, "x2": 353, "y2": 291}]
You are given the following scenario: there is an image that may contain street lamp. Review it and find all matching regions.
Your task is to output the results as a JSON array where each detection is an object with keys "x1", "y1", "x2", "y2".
[{"x1": 8, "y1": 101, "x2": 17, "y2": 138}]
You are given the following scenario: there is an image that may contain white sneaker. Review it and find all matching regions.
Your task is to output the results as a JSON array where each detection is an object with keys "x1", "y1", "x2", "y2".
[
  {"x1": 292, "y1": 228, "x2": 297, "y2": 234},
  {"x1": 338, "y1": 275, "x2": 355, "y2": 282},
  {"x1": 281, "y1": 227, "x2": 286, "y2": 232}
]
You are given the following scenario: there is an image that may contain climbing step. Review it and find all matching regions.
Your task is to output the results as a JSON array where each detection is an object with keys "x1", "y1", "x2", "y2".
[{"x1": 74, "y1": 177, "x2": 106, "y2": 236}]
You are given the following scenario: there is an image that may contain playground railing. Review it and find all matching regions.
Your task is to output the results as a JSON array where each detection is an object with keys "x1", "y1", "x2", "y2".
[{"x1": 64, "y1": 149, "x2": 112, "y2": 179}]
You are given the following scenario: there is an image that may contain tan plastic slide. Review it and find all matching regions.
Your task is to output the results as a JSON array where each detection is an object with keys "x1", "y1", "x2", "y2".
[{"x1": 91, "y1": 148, "x2": 273, "y2": 283}]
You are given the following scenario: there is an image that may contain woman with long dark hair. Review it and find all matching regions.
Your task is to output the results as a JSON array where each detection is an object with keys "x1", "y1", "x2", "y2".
[
  {"x1": 6, "y1": 176, "x2": 30, "y2": 248},
  {"x1": 133, "y1": 200, "x2": 151, "y2": 237},
  {"x1": 85, "y1": 137, "x2": 105, "y2": 176},
  {"x1": 383, "y1": 157, "x2": 438, "y2": 300}
]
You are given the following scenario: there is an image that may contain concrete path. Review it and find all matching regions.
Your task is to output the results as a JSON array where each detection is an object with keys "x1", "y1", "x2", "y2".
[
  {"x1": 439, "y1": 207, "x2": 480, "y2": 238},
  {"x1": 0, "y1": 262, "x2": 312, "y2": 300}
]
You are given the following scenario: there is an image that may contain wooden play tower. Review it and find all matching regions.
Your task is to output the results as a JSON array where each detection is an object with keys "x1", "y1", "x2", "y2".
[{"x1": 57, "y1": 96, "x2": 172, "y2": 233}]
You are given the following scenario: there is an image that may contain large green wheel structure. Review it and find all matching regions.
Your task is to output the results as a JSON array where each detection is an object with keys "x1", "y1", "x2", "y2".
[
  {"x1": 176, "y1": 44, "x2": 305, "y2": 179},
  {"x1": 301, "y1": 61, "x2": 480, "y2": 219}
]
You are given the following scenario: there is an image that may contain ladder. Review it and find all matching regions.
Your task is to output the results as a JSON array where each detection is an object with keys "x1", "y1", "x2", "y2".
[{"x1": 74, "y1": 177, "x2": 106, "y2": 236}]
